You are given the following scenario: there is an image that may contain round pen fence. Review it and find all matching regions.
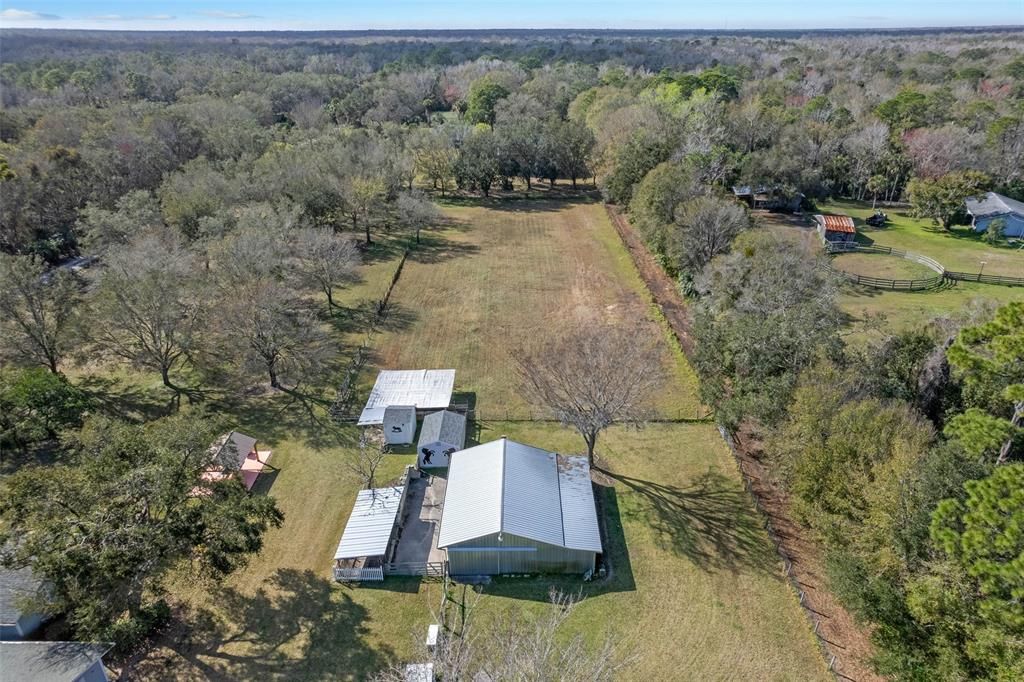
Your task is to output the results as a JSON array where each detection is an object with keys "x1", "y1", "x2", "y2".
[{"x1": 823, "y1": 242, "x2": 1024, "y2": 290}]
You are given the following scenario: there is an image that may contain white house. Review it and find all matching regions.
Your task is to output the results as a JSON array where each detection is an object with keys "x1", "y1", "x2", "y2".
[
  {"x1": 437, "y1": 438, "x2": 602, "y2": 576},
  {"x1": 417, "y1": 410, "x2": 467, "y2": 468},
  {"x1": 0, "y1": 568, "x2": 46, "y2": 641},
  {"x1": 0, "y1": 641, "x2": 112, "y2": 682},
  {"x1": 965, "y1": 192, "x2": 1024, "y2": 238}
]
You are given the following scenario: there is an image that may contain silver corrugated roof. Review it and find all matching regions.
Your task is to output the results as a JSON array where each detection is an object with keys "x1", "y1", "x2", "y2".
[
  {"x1": 502, "y1": 441, "x2": 564, "y2": 547},
  {"x1": 358, "y1": 370, "x2": 456, "y2": 425},
  {"x1": 437, "y1": 438, "x2": 602, "y2": 554},
  {"x1": 333, "y1": 487, "x2": 404, "y2": 559},
  {"x1": 417, "y1": 410, "x2": 467, "y2": 450},
  {"x1": 965, "y1": 192, "x2": 1024, "y2": 219},
  {"x1": 558, "y1": 455, "x2": 604, "y2": 552},
  {"x1": 437, "y1": 441, "x2": 504, "y2": 547}
]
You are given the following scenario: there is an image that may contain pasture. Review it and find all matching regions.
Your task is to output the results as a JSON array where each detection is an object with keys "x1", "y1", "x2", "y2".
[
  {"x1": 758, "y1": 204, "x2": 1023, "y2": 341},
  {"x1": 129, "y1": 197, "x2": 827, "y2": 680},
  {"x1": 820, "y1": 199, "x2": 1024, "y2": 278}
]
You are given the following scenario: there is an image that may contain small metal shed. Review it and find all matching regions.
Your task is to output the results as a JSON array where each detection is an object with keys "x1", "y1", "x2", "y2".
[
  {"x1": 383, "y1": 405, "x2": 417, "y2": 446},
  {"x1": 333, "y1": 487, "x2": 405, "y2": 581},
  {"x1": 417, "y1": 410, "x2": 467, "y2": 468}
]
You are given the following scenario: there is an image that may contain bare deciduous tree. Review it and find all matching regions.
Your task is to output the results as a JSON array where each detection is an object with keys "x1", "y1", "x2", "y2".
[
  {"x1": 347, "y1": 429, "x2": 388, "y2": 490},
  {"x1": 395, "y1": 191, "x2": 442, "y2": 244},
  {"x1": 669, "y1": 195, "x2": 751, "y2": 277},
  {"x1": 0, "y1": 255, "x2": 80, "y2": 373},
  {"x1": 374, "y1": 588, "x2": 634, "y2": 682},
  {"x1": 214, "y1": 280, "x2": 333, "y2": 390},
  {"x1": 90, "y1": 232, "x2": 203, "y2": 393},
  {"x1": 516, "y1": 322, "x2": 663, "y2": 466},
  {"x1": 292, "y1": 228, "x2": 361, "y2": 309}
]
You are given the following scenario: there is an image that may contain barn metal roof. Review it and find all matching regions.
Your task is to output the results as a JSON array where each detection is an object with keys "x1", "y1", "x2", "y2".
[
  {"x1": 358, "y1": 370, "x2": 456, "y2": 425},
  {"x1": 815, "y1": 214, "x2": 856, "y2": 233},
  {"x1": 333, "y1": 487, "x2": 404, "y2": 560},
  {"x1": 417, "y1": 410, "x2": 467, "y2": 450},
  {"x1": 965, "y1": 192, "x2": 1024, "y2": 219},
  {"x1": 437, "y1": 438, "x2": 602, "y2": 553},
  {"x1": 557, "y1": 455, "x2": 604, "y2": 552}
]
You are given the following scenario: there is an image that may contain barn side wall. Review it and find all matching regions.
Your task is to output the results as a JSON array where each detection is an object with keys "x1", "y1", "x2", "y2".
[{"x1": 445, "y1": 532, "x2": 595, "y2": 575}]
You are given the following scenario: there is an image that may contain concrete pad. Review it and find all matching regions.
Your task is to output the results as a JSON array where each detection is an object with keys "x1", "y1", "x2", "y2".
[{"x1": 393, "y1": 474, "x2": 448, "y2": 566}]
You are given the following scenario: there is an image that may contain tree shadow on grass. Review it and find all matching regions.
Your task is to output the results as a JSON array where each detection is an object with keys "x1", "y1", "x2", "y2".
[
  {"x1": 75, "y1": 374, "x2": 176, "y2": 423},
  {"x1": 407, "y1": 232, "x2": 481, "y2": 265},
  {"x1": 598, "y1": 467, "x2": 778, "y2": 575},
  {"x1": 329, "y1": 299, "x2": 420, "y2": 338},
  {"x1": 211, "y1": 385, "x2": 345, "y2": 451},
  {"x1": 151, "y1": 568, "x2": 393, "y2": 681}
]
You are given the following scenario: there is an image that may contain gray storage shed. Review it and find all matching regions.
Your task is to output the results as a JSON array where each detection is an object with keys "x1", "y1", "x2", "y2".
[
  {"x1": 437, "y1": 438, "x2": 602, "y2": 576},
  {"x1": 417, "y1": 410, "x2": 467, "y2": 468}
]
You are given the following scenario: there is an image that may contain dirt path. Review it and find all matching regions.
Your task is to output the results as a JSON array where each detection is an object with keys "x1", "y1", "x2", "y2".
[{"x1": 605, "y1": 204, "x2": 883, "y2": 682}]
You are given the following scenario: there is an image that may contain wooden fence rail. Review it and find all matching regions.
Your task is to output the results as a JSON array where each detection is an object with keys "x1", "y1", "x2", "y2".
[{"x1": 824, "y1": 242, "x2": 1024, "y2": 289}]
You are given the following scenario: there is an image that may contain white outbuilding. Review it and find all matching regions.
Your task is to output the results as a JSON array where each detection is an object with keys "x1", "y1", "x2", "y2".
[
  {"x1": 358, "y1": 369, "x2": 456, "y2": 426},
  {"x1": 383, "y1": 405, "x2": 417, "y2": 446},
  {"x1": 417, "y1": 410, "x2": 467, "y2": 468}
]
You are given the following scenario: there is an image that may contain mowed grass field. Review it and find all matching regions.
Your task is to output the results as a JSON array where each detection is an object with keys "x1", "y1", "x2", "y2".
[
  {"x1": 129, "y1": 196, "x2": 827, "y2": 681},
  {"x1": 830, "y1": 251, "x2": 939, "y2": 280}
]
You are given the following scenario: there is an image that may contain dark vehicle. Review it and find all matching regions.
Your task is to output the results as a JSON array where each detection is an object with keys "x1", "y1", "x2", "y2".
[{"x1": 866, "y1": 211, "x2": 888, "y2": 227}]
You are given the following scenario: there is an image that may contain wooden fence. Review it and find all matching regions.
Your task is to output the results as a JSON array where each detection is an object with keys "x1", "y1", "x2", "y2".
[{"x1": 824, "y1": 241, "x2": 1024, "y2": 289}]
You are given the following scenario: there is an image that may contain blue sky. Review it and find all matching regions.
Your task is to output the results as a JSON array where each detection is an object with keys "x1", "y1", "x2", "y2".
[{"x1": 0, "y1": 1, "x2": 1021, "y2": 30}]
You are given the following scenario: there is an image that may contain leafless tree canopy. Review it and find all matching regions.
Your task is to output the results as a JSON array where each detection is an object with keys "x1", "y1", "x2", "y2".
[
  {"x1": 516, "y1": 322, "x2": 663, "y2": 463},
  {"x1": 375, "y1": 589, "x2": 634, "y2": 682},
  {"x1": 347, "y1": 429, "x2": 388, "y2": 490},
  {"x1": 292, "y1": 227, "x2": 361, "y2": 309}
]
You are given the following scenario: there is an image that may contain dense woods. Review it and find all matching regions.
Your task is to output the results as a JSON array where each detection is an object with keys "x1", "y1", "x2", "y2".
[{"x1": 0, "y1": 27, "x2": 1022, "y2": 679}]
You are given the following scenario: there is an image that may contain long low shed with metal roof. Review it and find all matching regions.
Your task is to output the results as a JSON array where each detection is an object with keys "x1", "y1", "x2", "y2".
[
  {"x1": 437, "y1": 438, "x2": 602, "y2": 576},
  {"x1": 333, "y1": 487, "x2": 405, "y2": 581}
]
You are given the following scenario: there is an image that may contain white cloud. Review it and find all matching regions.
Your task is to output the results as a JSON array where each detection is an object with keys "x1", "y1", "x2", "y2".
[
  {"x1": 0, "y1": 8, "x2": 61, "y2": 21},
  {"x1": 198, "y1": 10, "x2": 261, "y2": 19},
  {"x1": 89, "y1": 14, "x2": 177, "y2": 21}
]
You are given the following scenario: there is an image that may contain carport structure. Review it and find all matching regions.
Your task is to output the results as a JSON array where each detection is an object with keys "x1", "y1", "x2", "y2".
[
  {"x1": 333, "y1": 487, "x2": 406, "y2": 581},
  {"x1": 358, "y1": 369, "x2": 456, "y2": 426}
]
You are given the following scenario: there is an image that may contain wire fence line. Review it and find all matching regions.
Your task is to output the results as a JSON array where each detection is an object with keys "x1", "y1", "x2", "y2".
[
  {"x1": 328, "y1": 248, "x2": 411, "y2": 421},
  {"x1": 610, "y1": 208, "x2": 845, "y2": 679},
  {"x1": 719, "y1": 427, "x2": 843, "y2": 679}
]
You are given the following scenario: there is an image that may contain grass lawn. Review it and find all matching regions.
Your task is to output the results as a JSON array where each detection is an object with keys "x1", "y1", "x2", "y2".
[
  {"x1": 820, "y1": 199, "x2": 1024, "y2": 278},
  {"x1": 840, "y1": 281, "x2": 1024, "y2": 338},
  {"x1": 100, "y1": 196, "x2": 825, "y2": 681},
  {"x1": 364, "y1": 197, "x2": 703, "y2": 419},
  {"x1": 831, "y1": 251, "x2": 939, "y2": 280}
]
